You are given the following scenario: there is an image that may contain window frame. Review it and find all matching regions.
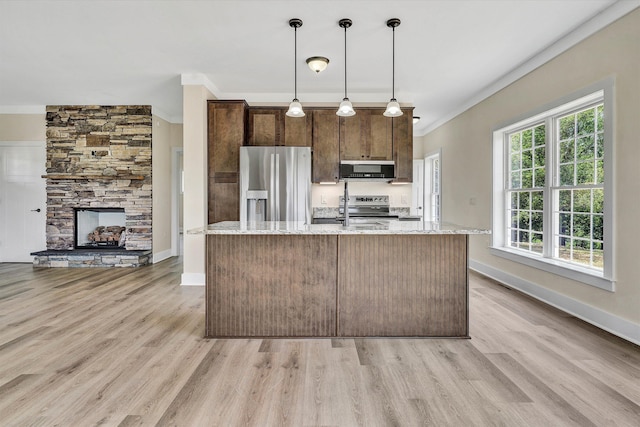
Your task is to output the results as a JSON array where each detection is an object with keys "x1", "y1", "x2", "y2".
[{"x1": 491, "y1": 79, "x2": 615, "y2": 292}]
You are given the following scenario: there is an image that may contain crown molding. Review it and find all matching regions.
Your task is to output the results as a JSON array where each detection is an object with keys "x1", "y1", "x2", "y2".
[{"x1": 416, "y1": 0, "x2": 640, "y2": 137}]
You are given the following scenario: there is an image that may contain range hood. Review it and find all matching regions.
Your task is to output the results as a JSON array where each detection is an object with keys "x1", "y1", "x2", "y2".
[{"x1": 339, "y1": 160, "x2": 395, "y2": 181}]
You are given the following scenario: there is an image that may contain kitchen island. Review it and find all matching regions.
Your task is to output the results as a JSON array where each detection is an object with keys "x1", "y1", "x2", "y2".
[{"x1": 190, "y1": 221, "x2": 490, "y2": 338}]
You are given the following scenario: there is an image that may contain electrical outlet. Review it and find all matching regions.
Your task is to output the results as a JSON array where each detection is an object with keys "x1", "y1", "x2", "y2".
[
  {"x1": 401, "y1": 195, "x2": 408, "y2": 204},
  {"x1": 321, "y1": 194, "x2": 327, "y2": 204}
]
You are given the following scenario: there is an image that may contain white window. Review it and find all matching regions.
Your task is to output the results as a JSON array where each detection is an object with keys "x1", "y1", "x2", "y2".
[{"x1": 492, "y1": 80, "x2": 614, "y2": 291}]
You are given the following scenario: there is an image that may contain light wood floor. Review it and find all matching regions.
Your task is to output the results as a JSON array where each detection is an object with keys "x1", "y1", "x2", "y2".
[{"x1": 0, "y1": 259, "x2": 638, "y2": 426}]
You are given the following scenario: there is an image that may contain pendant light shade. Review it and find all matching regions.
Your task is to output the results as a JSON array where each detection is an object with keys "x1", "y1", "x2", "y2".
[
  {"x1": 338, "y1": 98, "x2": 355, "y2": 117},
  {"x1": 385, "y1": 100, "x2": 402, "y2": 117},
  {"x1": 286, "y1": 18, "x2": 305, "y2": 118},
  {"x1": 287, "y1": 100, "x2": 304, "y2": 117},
  {"x1": 384, "y1": 18, "x2": 403, "y2": 118},
  {"x1": 336, "y1": 18, "x2": 355, "y2": 117}
]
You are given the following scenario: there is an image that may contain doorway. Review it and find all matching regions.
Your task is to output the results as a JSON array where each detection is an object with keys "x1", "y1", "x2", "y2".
[
  {"x1": 0, "y1": 142, "x2": 46, "y2": 262},
  {"x1": 171, "y1": 147, "x2": 184, "y2": 256},
  {"x1": 424, "y1": 150, "x2": 441, "y2": 222}
]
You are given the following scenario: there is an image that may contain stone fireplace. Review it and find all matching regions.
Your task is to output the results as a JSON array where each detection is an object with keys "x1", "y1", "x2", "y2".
[{"x1": 32, "y1": 105, "x2": 152, "y2": 267}]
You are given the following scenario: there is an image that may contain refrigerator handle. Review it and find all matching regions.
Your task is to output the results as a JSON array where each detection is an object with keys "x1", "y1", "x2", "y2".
[
  {"x1": 274, "y1": 153, "x2": 280, "y2": 220},
  {"x1": 269, "y1": 153, "x2": 276, "y2": 221}
]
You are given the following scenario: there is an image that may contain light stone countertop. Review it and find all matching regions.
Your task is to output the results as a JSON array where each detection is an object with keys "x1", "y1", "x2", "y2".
[{"x1": 188, "y1": 221, "x2": 491, "y2": 235}]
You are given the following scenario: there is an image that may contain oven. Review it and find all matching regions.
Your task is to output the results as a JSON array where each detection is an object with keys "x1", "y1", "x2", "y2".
[{"x1": 337, "y1": 195, "x2": 398, "y2": 224}]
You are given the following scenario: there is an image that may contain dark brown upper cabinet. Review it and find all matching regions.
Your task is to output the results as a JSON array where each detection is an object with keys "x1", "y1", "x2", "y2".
[
  {"x1": 247, "y1": 108, "x2": 283, "y2": 146},
  {"x1": 207, "y1": 100, "x2": 248, "y2": 223},
  {"x1": 339, "y1": 109, "x2": 392, "y2": 161},
  {"x1": 392, "y1": 108, "x2": 414, "y2": 183},
  {"x1": 246, "y1": 107, "x2": 312, "y2": 147},
  {"x1": 311, "y1": 109, "x2": 340, "y2": 183},
  {"x1": 284, "y1": 113, "x2": 313, "y2": 147}
]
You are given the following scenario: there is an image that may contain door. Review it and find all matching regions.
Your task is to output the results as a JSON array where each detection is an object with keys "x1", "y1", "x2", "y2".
[
  {"x1": 0, "y1": 142, "x2": 46, "y2": 262},
  {"x1": 411, "y1": 159, "x2": 424, "y2": 218},
  {"x1": 424, "y1": 150, "x2": 441, "y2": 222},
  {"x1": 277, "y1": 147, "x2": 311, "y2": 223}
]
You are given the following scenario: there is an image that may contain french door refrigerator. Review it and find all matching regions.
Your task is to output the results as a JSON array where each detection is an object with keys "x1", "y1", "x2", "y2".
[{"x1": 239, "y1": 146, "x2": 311, "y2": 223}]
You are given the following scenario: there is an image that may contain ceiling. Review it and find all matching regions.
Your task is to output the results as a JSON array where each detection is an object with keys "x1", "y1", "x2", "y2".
[{"x1": 0, "y1": 0, "x2": 636, "y2": 136}]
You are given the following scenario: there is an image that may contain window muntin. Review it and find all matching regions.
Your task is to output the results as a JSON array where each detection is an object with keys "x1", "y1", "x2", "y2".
[
  {"x1": 506, "y1": 124, "x2": 546, "y2": 254},
  {"x1": 553, "y1": 103, "x2": 604, "y2": 270}
]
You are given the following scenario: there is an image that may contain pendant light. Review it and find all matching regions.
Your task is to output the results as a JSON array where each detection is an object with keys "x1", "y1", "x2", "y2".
[
  {"x1": 336, "y1": 18, "x2": 355, "y2": 117},
  {"x1": 383, "y1": 18, "x2": 403, "y2": 117},
  {"x1": 286, "y1": 18, "x2": 305, "y2": 117}
]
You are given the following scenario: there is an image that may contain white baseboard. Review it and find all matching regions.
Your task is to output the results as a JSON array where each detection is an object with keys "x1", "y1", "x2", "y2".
[
  {"x1": 152, "y1": 249, "x2": 173, "y2": 264},
  {"x1": 469, "y1": 259, "x2": 640, "y2": 346},
  {"x1": 181, "y1": 272, "x2": 205, "y2": 286}
]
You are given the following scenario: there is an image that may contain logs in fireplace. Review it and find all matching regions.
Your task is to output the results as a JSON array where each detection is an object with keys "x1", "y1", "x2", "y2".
[
  {"x1": 75, "y1": 208, "x2": 126, "y2": 249},
  {"x1": 87, "y1": 225, "x2": 126, "y2": 246}
]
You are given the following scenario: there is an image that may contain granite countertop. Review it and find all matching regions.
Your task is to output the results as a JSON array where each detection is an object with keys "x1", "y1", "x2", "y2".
[{"x1": 188, "y1": 221, "x2": 491, "y2": 235}]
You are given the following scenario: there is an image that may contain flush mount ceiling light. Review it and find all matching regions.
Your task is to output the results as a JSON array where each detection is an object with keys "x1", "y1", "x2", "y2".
[
  {"x1": 336, "y1": 18, "x2": 355, "y2": 117},
  {"x1": 383, "y1": 18, "x2": 403, "y2": 118},
  {"x1": 286, "y1": 18, "x2": 305, "y2": 118},
  {"x1": 413, "y1": 116, "x2": 421, "y2": 124},
  {"x1": 306, "y1": 56, "x2": 329, "y2": 73}
]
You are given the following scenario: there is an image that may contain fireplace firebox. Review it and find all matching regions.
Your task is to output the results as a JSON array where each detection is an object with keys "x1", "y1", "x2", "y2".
[{"x1": 74, "y1": 208, "x2": 126, "y2": 249}]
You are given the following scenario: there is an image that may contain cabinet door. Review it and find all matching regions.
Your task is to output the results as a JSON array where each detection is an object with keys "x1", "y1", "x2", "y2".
[
  {"x1": 340, "y1": 109, "x2": 393, "y2": 160},
  {"x1": 393, "y1": 109, "x2": 414, "y2": 182},
  {"x1": 208, "y1": 101, "x2": 247, "y2": 223},
  {"x1": 284, "y1": 114, "x2": 312, "y2": 147},
  {"x1": 368, "y1": 110, "x2": 393, "y2": 160},
  {"x1": 312, "y1": 109, "x2": 340, "y2": 183},
  {"x1": 247, "y1": 108, "x2": 283, "y2": 146},
  {"x1": 208, "y1": 101, "x2": 246, "y2": 174},
  {"x1": 340, "y1": 113, "x2": 366, "y2": 160},
  {"x1": 209, "y1": 180, "x2": 239, "y2": 223}
]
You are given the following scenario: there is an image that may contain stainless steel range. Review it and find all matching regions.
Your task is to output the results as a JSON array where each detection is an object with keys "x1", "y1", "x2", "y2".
[{"x1": 338, "y1": 195, "x2": 398, "y2": 223}]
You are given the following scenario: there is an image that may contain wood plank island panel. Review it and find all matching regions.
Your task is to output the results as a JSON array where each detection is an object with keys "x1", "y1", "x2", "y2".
[
  {"x1": 206, "y1": 234, "x2": 338, "y2": 337},
  {"x1": 337, "y1": 234, "x2": 468, "y2": 337}
]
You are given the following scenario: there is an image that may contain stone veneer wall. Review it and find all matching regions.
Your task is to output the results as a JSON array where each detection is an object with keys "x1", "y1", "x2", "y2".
[{"x1": 45, "y1": 105, "x2": 152, "y2": 251}]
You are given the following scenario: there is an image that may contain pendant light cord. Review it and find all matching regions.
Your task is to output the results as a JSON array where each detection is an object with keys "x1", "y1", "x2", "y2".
[
  {"x1": 392, "y1": 25, "x2": 395, "y2": 100},
  {"x1": 294, "y1": 25, "x2": 298, "y2": 100},
  {"x1": 344, "y1": 25, "x2": 348, "y2": 99}
]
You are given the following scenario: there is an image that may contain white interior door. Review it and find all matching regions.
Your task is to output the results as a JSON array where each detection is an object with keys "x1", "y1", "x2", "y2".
[
  {"x1": 0, "y1": 142, "x2": 46, "y2": 262},
  {"x1": 411, "y1": 159, "x2": 424, "y2": 219},
  {"x1": 424, "y1": 150, "x2": 442, "y2": 222}
]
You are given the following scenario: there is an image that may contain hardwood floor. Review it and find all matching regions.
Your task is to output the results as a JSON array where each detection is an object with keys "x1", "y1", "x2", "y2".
[{"x1": 0, "y1": 259, "x2": 638, "y2": 426}]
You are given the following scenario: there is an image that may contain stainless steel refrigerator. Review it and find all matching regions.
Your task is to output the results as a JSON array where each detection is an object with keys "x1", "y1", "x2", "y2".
[{"x1": 239, "y1": 146, "x2": 311, "y2": 223}]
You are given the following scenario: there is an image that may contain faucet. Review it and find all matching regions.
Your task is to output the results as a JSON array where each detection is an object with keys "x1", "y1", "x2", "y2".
[{"x1": 343, "y1": 180, "x2": 349, "y2": 227}]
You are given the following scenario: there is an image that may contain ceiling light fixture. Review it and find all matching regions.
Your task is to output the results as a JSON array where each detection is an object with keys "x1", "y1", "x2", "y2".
[
  {"x1": 336, "y1": 18, "x2": 355, "y2": 117},
  {"x1": 413, "y1": 116, "x2": 421, "y2": 124},
  {"x1": 286, "y1": 18, "x2": 305, "y2": 118},
  {"x1": 306, "y1": 56, "x2": 329, "y2": 73},
  {"x1": 383, "y1": 18, "x2": 403, "y2": 118}
]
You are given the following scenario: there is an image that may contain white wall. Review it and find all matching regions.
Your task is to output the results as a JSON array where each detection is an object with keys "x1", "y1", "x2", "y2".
[
  {"x1": 417, "y1": 9, "x2": 640, "y2": 342},
  {"x1": 311, "y1": 182, "x2": 412, "y2": 208},
  {"x1": 181, "y1": 85, "x2": 214, "y2": 285},
  {"x1": 0, "y1": 114, "x2": 45, "y2": 141},
  {"x1": 152, "y1": 114, "x2": 183, "y2": 262}
]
